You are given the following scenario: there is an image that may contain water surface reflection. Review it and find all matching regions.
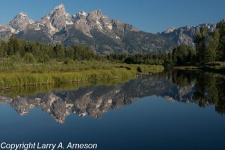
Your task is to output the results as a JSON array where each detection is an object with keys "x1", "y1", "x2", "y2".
[
  {"x1": 1, "y1": 70, "x2": 225, "y2": 150},
  {"x1": 1, "y1": 70, "x2": 225, "y2": 124}
]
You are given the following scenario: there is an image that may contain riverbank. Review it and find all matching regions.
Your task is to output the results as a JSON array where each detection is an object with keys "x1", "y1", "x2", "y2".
[
  {"x1": 0, "y1": 61, "x2": 164, "y2": 87},
  {"x1": 172, "y1": 62, "x2": 225, "y2": 74}
]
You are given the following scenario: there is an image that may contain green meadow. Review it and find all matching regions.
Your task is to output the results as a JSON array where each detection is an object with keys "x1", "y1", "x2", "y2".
[{"x1": 0, "y1": 60, "x2": 164, "y2": 88}]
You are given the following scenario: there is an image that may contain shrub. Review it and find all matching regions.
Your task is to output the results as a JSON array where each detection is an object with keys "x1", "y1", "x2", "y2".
[
  {"x1": 23, "y1": 53, "x2": 36, "y2": 64},
  {"x1": 137, "y1": 66, "x2": 142, "y2": 72}
]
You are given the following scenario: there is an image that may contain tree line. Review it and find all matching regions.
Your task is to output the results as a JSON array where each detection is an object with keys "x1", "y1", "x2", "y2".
[
  {"x1": 0, "y1": 34, "x2": 172, "y2": 65},
  {"x1": 107, "y1": 53, "x2": 171, "y2": 65},
  {"x1": 172, "y1": 20, "x2": 225, "y2": 66},
  {"x1": 108, "y1": 20, "x2": 225, "y2": 66},
  {"x1": 2, "y1": 19, "x2": 224, "y2": 66},
  {"x1": 0, "y1": 34, "x2": 104, "y2": 64}
]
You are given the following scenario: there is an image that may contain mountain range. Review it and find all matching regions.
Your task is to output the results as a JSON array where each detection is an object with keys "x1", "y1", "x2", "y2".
[
  {"x1": 0, "y1": 3, "x2": 218, "y2": 54},
  {"x1": 0, "y1": 4, "x2": 174, "y2": 54},
  {"x1": 158, "y1": 23, "x2": 216, "y2": 47}
]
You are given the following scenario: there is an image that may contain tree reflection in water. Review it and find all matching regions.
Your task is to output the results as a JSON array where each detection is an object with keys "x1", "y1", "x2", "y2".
[
  {"x1": 158, "y1": 69, "x2": 225, "y2": 114},
  {"x1": 1, "y1": 69, "x2": 225, "y2": 124}
]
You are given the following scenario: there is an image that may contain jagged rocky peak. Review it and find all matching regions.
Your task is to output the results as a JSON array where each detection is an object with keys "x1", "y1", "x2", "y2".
[
  {"x1": 111, "y1": 19, "x2": 139, "y2": 34},
  {"x1": 91, "y1": 9, "x2": 102, "y2": 16},
  {"x1": 8, "y1": 12, "x2": 34, "y2": 33},
  {"x1": 26, "y1": 3, "x2": 74, "y2": 35},
  {"x1": 88, "y1": 9, "x2": 104, "y2": 21},
  {"x1": 49, "y1": 3, "x2": 67, "y2": 17},
  {"x1": 205, "y1": 23, "x2": 217, "y2": 32},
  {"x1": 72, "y1": 11, "x2": 88, "y2": 21},
  {"x1": 78, "y1": 11, "x2": 88, "y2": 17},
  {"x1": 159, "y1": 23, "x2": 217, "y2": 46},
  {"x1": 85, "y1": 10, "x2": 101, "y2": 30},
  {"x1": 15, "y1": 12, "x2": 29, "y2": 18},
  {"x1": 54, "y1": 3, "x2": 65, "y2": 11},
  {"x1": 72, "y1": 9, "x2": 115, "y2": 35},
  {"x1": 45, "y1": 3, "x2": 73, "y2": 31},
  {"x1": 164, "y1": 27, "x2": 177, "y2": 33}
]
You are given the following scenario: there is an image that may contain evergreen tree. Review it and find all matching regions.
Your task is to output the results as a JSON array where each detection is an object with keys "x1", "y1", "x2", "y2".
[
  {"x1": 54, "y1": 44, "x2": 65, "y2": 61},
  {"x1": 0, "y1": 40, "x2": 7, "y2": 58},
  {"x1": 65, "y1": 47, "x2": 74, "y2": 60},
  {"x1": 172, "y1": 47, "x2": 178, "y2": 64},
  {"x1": 187, "y1": 46, "x2": 196, "y2": 64},
  {"x1": 205, "y1": 30, "x2": 219, "y2": 63},
  {"x1": 7, "y1": 34, "x2": 20, "y2": 56},
  {"x1": 194, "y1": 26, "x2": 207, "y2": 65},
  {"x1": 172, "y1": 45, "x2": 196, "y2": 65},
  {"x1": 217, "y1": 20, "x2": 225, "y2": 60}
]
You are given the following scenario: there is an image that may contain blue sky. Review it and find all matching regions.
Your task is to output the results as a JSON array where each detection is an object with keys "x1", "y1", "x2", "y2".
[{"x1": 1, "y1": 0, "x2": 225, "y2": 33}]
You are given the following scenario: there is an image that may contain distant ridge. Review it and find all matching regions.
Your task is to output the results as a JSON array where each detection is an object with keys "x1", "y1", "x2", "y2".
[{"x1": 158, "y1": 23, "x2": 217, "y2": 47}]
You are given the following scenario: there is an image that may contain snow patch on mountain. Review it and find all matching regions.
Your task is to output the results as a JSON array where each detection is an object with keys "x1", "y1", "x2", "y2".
[
  {"x1": 164, "y1": 27, "x2": 177, "y2": 33},
  {"x1": 79, "y1": 11, "x2": 88, "y2": 17}
]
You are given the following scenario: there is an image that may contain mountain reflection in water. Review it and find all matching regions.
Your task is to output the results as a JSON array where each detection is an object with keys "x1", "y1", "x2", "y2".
[{"x1": 0, "y1": 70, "x2": 225, "y2": 124}]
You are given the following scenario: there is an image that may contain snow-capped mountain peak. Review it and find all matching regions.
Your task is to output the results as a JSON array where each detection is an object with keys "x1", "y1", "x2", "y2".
[
  {"x1": 53, "y1": 3, "x2": 65, "y2": 11},
  {"x1": 78, "y1": 11, "x2": 88, "y2": 17},
  {"x1": 35, "y1": 3, "x2": 73, "y2": 34},
  {"x1": 48, "y1": 3, "x2": 67, "y2": 17},
  {"x1": 164, "y1": 27, "x2": 177, "y2": 34},
  {"x1": 89, "y1": 9, "x2": 102, "y2": 18},
  {"x1": 11, "y1": 12, "x2": 34, "y2": 23},
  {"x1": 17, "y1": 12, "x2": 28, "y2": 17},
  {"x1": 8, "y1": 12, "x2": 34, "y2": 33}
]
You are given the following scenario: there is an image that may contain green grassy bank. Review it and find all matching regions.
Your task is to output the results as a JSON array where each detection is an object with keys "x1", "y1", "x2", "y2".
[{"x1": 0, "y1": 61, "x2": 164, "y2": 87}]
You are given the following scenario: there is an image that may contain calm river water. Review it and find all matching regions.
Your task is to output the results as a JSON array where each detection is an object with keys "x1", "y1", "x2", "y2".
[{"x1": 0, "y1": 70, "x2": 225, "y2": 150}]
